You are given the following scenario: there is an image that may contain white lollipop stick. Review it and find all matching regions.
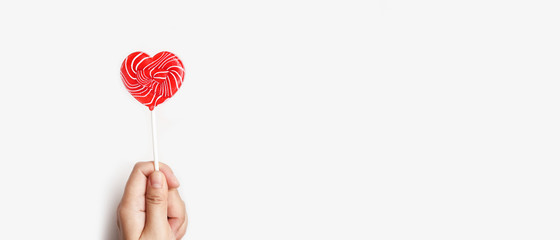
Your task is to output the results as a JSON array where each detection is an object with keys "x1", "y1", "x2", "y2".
[{"x1": 151, "y1": 109, "x2": 160, "y2": 171}]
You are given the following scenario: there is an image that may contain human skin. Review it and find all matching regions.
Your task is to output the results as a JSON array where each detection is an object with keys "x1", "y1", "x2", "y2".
[{"x1": 117, "y1": 162, "x2": 187, "y2": 240}]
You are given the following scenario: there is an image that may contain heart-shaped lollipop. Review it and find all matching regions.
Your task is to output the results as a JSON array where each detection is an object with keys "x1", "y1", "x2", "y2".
[
  {"x1": 120, "y1": 51, "x2": 185, "y2": 171},
  {"x1": 120, "y1": 51, "x2": 185, "y2": 110}
]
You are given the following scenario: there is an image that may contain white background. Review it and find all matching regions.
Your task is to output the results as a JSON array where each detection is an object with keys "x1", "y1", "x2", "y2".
[{"x1": 0, "y1": 0, "x2": 559, "y2": 239}]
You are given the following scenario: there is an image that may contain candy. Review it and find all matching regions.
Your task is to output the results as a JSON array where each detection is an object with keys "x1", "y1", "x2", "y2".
[{"x1": 120, "y1": 51, "x2": 185, "y2": 110}]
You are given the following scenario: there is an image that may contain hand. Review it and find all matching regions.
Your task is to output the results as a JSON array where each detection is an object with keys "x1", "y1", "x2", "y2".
[{"x1": 117, "y1": 162, "x2": 187, "y2": 240}]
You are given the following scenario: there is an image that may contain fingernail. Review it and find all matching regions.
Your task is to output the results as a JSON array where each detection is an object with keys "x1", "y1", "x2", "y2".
[{"x1": 150, "y1": 171, "x2": 163, "y2": 189}]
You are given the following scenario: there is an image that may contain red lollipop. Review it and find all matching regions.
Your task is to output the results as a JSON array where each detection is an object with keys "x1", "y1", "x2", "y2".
[
  {"x1": 120, "y1": 51, "x2": 185, "y2": 171},
  {"x1": 121, "y1": 51, "x2": 185, "y2": 110}
]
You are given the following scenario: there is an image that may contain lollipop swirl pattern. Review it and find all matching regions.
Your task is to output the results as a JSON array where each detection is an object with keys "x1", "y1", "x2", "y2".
[{"x1": 120, "y1": 51, "x2": 185, "y2": 110}]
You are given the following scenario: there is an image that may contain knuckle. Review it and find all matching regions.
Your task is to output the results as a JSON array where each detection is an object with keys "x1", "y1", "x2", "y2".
[
  {"x1": 117, "y1": 203, "x2": 124, "y2": 216},
  {"x1": 117, "y1": 203, "x2": 128, "y2": 217},
  {"x1": 146, "y1": 193, "x2": 165, "y2": 205},
  {"x1": 133, "y1": 161, "x2": 146, "y2": 170},
  {"x1": 117, "y1": 202, "x2": 139, "y2": 217}
]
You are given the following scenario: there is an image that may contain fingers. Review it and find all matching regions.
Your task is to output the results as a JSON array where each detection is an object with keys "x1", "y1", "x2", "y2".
[
  {"x1": 121, "y1": 161, "x2": 180, "y2": 207},
  {"x1": 142, "y1": 171, "x2": 172, "y2": 238},
  {"x1": 117, "y1": 201, "x2": 144, "y2": 240},
  {"x1": 168, "y1": 188, "x2": 187, "y2": 238},
  {"x1": 118, "y1": 161, "x2": 185, "y2": 240},
  {"x1": 118, "y1": 161, "x2": 180, "y2": 239}
]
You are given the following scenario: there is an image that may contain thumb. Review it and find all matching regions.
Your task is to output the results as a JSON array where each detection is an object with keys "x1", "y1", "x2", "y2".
[{"x1": 144, "y1": 171, "x2": 169, "y2": 235}]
